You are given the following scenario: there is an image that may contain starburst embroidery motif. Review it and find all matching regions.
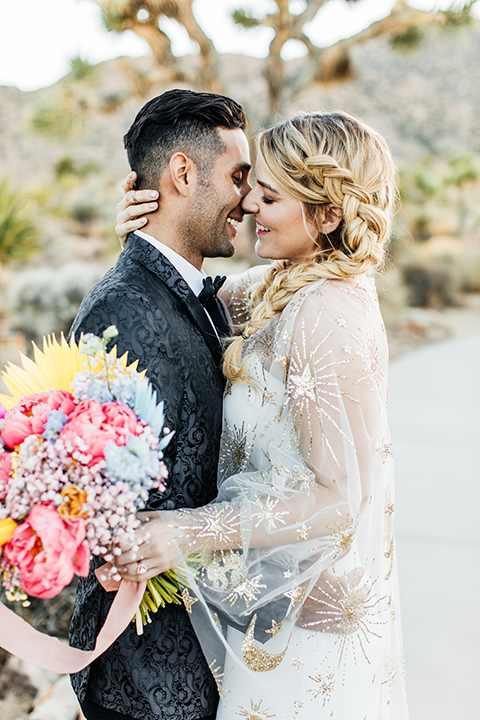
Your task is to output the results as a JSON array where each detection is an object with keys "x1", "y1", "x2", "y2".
[
  {"x1": 181, "y1": 588, "x2": 198, "y2": 613},
  {"x1": 293, "y1": 700, "x2": 304, "y2": 719},
  {"x1": 377, "y1": 439, "x2": 394, "y2": 463},
  {"x1": 297, "y1": 523, "x2": 311, "y2": 541},
  {"x1": 220, "y1": 421, "x2": 256, "y2": 476},
  {"x1": 223, "y1": 574, "x2": 266, "y2": 608},
  {"x1": 301, "y1": 568, "x2": 389, "y2": 675},
  {"x1": 309, "y1": 511, "x2": 358, "y2": 560},
  {"x1": 307, "y1": 669, "x2": 335, "y2": 705},
  {"x1": 237, "y1": 699, "x2": 276, "y2": 719},
  {"x1": 360, "y1": 334, "x2": 383, "y2": 389},
  {"x1": 208, "y1": 660, "x2": 232, "y2": 698},
  {"x1": 292, "y1": 657, "x2": 304, "y2": 670},
  {"x1": 205, "y1": 550, "x2": 246, "y2": 591},
  {"x1": 252, "y1": 496, "x2": 288, "y2": 532},
  {"x1": 192, "y1": 505, "x2": 240, "y2": 552},
  {"x1": 247, "y1": 327, "x2": 277, "y2": 363}
]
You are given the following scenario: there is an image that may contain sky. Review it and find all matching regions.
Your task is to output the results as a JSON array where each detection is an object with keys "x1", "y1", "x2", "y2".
[{"x1": 0, "y1": 0, "x2": 474, "y2": 92}]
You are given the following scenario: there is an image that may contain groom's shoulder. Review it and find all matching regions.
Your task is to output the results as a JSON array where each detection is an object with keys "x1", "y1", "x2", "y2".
[{"x1": 83, "y1": 239, "x2": 172, "y2": 306}]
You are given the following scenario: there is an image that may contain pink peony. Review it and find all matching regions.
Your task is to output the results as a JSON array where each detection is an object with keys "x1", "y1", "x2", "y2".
[
  {"x1": 0, "y1": 451, "x2": 13, "y2": 501},
  {"x1": 3, "y1": 503, "x2": 89, "y2": 599},
  {"x1": 58, "y1": 399, "x2": 140, "y2": 467},
  {"x1": 1, "y1": 390, "x2": 75, "y2": 449}
]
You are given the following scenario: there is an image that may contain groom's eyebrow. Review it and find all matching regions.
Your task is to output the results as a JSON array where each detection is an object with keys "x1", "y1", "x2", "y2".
[{"x1": 257, "y1": 180, "x2": 280, "y2": 196}]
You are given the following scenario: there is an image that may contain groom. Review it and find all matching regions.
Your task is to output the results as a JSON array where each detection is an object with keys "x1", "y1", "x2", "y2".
[{"x1": 69, "y1": 89, "x2": 251, "y2": 720}]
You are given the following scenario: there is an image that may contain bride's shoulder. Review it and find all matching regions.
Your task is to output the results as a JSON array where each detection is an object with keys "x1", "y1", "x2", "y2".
[{"x1": 289, "y1": 275, "x2": 380, "y2": 324}]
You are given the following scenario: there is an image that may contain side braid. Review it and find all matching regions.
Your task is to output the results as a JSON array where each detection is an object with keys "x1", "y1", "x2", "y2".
[{"x1": 223, "y1": 111, "x2": 397, "y2": 383}]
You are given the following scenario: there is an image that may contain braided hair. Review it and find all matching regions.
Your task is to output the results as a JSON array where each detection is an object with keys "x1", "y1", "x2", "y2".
[{"x1": 223, "y1": 111, "x2": 397, "y2": 383}]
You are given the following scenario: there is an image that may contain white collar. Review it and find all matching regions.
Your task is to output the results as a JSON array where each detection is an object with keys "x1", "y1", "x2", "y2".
[{"x1": 135, "y1": 230, "x2": 206, "y2": 296}]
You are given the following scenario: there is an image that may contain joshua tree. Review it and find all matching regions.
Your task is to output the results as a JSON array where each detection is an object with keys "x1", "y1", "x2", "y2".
[
  {"x1": 232, "y1": 0, "x2": 477, "y2": 116},
  {"x1": 97, "y1": 0, "x2": 220, "y2": 90}
]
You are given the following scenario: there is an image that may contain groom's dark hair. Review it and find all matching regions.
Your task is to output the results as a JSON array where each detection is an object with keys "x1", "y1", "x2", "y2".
[{"x1": 123, "y1": 89, "x2": 247, "y2": 189}]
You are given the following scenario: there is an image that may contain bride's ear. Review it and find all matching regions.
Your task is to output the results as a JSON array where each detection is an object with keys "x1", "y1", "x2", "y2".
[{"x1": 318, "y1": 204, "x2": 343, "y2": 234}]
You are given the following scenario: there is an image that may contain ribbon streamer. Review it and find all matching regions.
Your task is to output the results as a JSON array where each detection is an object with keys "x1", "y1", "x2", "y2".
[{"x1": 0, "y1": 579, "x2": 144, "y2": 674}]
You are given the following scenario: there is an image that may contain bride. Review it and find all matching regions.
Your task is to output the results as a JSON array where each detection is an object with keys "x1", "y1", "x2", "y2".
[{"x1": 115, "y1": 110, "x2": 408, "y2": 719}]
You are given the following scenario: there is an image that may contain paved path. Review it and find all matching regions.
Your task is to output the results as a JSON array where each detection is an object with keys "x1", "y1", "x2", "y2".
[{"x1": 389, "y1": 335, "x2": 480, "y2": 720}]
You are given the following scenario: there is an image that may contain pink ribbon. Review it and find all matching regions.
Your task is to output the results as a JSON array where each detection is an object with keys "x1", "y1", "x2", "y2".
[{"x1": 0, "y1": 578, "x2": 145, "y2": 674}]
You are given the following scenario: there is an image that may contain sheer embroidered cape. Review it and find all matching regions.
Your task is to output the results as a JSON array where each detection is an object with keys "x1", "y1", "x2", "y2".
[{"x1": 164, "y1": 267, "x2": 408, "y2": 719}]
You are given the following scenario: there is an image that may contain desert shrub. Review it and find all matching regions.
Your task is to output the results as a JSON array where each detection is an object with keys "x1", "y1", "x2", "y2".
[
  {"x1": 400, "y1": 261, "x2": 458, "y2": 308},
  {"x1": 7, "y1": 262, "x2": 103, "y2": 345}
]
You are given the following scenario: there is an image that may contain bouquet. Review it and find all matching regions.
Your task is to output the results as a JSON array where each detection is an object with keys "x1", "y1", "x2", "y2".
[{"x1": 0, "y1": 326, "x2": 180, "y2": 632}]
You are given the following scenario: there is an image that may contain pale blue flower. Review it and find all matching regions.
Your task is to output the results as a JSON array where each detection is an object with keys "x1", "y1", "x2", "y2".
[
  {"x1": 104, "y1": 434, "x2": 161, "y2": 484},
  {"x1": 79, "y1": 333, "x2": 104, "y2": 356},
  {"x1": 134, "y1": 376, "x2": 174, "y2": 450},
  {"x1": 42, "y1": 410, "x2": 69, "y2": 441}
]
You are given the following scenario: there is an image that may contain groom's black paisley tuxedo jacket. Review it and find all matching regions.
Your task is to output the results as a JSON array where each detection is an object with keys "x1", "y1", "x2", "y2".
[{"x1": 68, "y1": 234, "x2": 226, "y2": 720}]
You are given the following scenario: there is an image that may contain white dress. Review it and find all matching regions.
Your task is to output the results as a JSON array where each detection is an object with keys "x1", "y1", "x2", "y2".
[{"x1": 171, "y1": 268, "x2": 409, "y2": 719}]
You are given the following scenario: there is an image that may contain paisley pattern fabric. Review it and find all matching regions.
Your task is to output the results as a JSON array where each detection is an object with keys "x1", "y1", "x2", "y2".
[
  {"x1": 68, "y1": 234, "x2": 223, "y2": 720},
  {"x1": 164, "y1": 268, "x2": 409, "y2": 719}
]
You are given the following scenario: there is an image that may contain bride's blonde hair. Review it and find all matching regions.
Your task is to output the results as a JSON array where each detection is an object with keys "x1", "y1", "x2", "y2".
[{"x1": 223, "y1": 111, "x2": 397, "y2": 383}]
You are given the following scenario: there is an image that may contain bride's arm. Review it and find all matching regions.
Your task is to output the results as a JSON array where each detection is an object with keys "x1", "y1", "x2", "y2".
[{"x1": 116, "y1": 282, "x2": 386, "y2": 581}]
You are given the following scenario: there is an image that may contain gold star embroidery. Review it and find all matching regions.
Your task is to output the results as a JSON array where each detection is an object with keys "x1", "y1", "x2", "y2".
[
  {"x1": 265, "y1": 619, "x2": 284, "y2": 637},
  {"x1": 377, "y1": 439, "x2": 394, "y2": 463},
  {"x1": 182, "y1": 588, "x2": 198, "y2": 613},
  {"x1": 292, "y1": 657, "x2": 304, "y2": 670},
  {"x1": 285, "y1": 585, "x2": 306, "y2": 607},
  {"x1": 289, "y1": 364, "x2": 316, "y2": 401},
  {"x1": 238, "y1": 699, "x2": 276, "y2": 719}
]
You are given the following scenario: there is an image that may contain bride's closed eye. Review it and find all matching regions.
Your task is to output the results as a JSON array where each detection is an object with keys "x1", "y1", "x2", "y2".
[{"x1": 261, "y1": 196, "x2": 275, "y2": 205}]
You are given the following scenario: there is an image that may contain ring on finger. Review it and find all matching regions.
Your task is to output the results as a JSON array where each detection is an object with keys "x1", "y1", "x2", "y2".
[{"x1": 136, "y1": 561, "x2": 148, "y2": 575}]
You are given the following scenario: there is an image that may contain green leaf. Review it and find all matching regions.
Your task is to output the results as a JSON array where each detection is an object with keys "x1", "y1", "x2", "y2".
[{"x1": 232, "y1": 9, "x2": 263, "y2": 29}]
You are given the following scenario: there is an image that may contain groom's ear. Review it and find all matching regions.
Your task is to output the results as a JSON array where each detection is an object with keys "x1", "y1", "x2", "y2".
[{"x1": 168, "y1": 152, "x2": 198, "y2": 197}]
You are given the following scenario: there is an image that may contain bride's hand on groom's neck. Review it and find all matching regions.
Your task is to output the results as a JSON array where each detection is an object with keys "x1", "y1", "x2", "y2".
[{"x1": 115, "y1": 171, "x2": 159, "y2": 248}]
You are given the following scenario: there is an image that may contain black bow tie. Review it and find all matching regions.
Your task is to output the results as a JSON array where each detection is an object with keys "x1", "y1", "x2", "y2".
[{"x1": 198, "y1": 275, "x2": 226, "y2": 307}]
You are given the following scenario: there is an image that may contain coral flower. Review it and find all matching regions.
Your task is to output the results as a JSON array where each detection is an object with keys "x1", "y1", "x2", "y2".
[
  {"x1": 0, "y1": 518, "x2": 17, "y2": 547},
  {"x1": 3, "y1": 504, "x2": 89, "y2": 599},
  {"x1": 0, "y1": 451, "x2": 13, "y2": 501},
  {"x1": 1, "y1": 390, "x2": 75, "y2": 449},
  {"x1": 59, "y1": 399, "x2": 140, "y2": 467}
]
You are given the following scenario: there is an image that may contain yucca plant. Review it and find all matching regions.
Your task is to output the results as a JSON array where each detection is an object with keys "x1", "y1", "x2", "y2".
[{"x1": 0, "y1": 177, "x2": 40, "y2": 334}]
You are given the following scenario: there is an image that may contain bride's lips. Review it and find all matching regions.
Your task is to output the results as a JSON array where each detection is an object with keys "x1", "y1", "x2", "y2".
[{"x1": 255, "y1": 221, "x2": 270, "y2": 235}]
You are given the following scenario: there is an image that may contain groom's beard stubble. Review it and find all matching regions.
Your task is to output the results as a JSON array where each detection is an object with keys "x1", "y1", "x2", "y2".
[{"x1": 179, "y1": 184, "x2": 237, "y2": 261}]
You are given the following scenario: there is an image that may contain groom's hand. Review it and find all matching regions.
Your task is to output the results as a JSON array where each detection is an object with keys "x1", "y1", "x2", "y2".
[{"x1": 113, "y1": 511, "x2": 179, "y2": 581}]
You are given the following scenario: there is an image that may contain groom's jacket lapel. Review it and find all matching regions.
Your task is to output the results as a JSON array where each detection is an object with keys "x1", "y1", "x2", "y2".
[{"x1": 125, "y1": 233, "x2": 226, "y2": 367}]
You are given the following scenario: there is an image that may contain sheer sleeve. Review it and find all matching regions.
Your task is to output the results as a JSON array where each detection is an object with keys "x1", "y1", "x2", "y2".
[
  {"x1": 218, "y1": 264, "x2": 270, "y2": 326},
  {"x1": 162, "y1": 278, "x2": 391, "y2": 639}
]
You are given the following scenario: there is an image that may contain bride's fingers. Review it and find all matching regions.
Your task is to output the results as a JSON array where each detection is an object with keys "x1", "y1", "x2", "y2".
[
  {"x1": 121, "y1": 171, "x2": 137, "y2": 195},
  {"x1": 116, "y1": 189, "x2": 158, "y2": 216}
]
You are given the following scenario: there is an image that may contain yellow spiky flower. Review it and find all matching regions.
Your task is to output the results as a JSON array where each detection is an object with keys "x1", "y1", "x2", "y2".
[{"x1": 0, "y1": 333, "x2": 139, "y2": 410}]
